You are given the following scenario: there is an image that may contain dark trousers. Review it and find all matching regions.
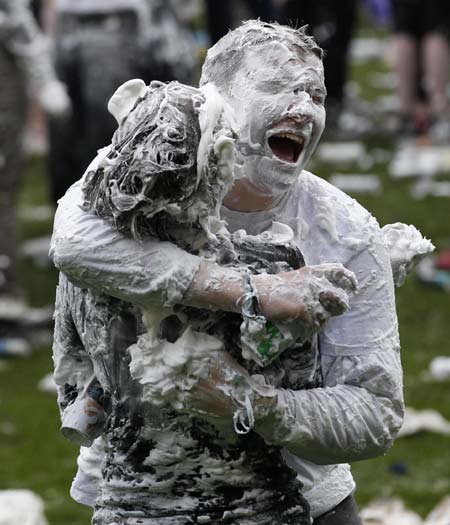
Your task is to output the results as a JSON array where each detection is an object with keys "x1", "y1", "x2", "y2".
[
  {"x1": 391, "y1": 0, "x2": 450, "y2": 38},
  {"x1": 314, "y1": 494, "x2": 363, "y2": 525}
]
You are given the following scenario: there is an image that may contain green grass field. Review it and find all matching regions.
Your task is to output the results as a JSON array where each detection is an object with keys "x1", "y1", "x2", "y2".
[{"x1": 0, "y1": 36, "x2": 449, "y2": 524}]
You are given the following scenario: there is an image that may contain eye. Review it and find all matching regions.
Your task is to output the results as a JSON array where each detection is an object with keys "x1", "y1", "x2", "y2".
[
  {"x1": 293, "y1": 85, "x2": 305, "y2": 95},
  {"x1": 312, "y1": 94, "x2": 325, "y2": 105}
]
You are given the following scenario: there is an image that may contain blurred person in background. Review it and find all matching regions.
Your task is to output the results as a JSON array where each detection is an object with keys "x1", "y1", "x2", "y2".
[
  {"x1": 205, "y1": 0, "x2": 280, "y2": 44},
  {"x1": 0, "y1": 0, "x2": 69, "y2": 335},
  {"x1": 391, "y1": 0, "x2": 450, "y2": 140},
  {"x1": 282, "y1": 0, "x2": 358, "y2": 133},
  {"x1": 48, "y1": 0, "x2": 197, "y2": 204}
]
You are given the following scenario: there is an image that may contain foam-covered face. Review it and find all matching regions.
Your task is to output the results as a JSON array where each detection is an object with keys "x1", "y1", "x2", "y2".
[{"x1": 229, "y1": 42, "x2": 326, "y2": 196}]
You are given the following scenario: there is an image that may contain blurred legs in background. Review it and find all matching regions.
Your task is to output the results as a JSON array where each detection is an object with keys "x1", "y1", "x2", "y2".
[
  {"x1": 423, "y1": 33, "x2": 450, "y2": 115},
  {"x1": 49, "y1": 7, "x2": 149, "y2": 203},
  {"x1": 204, "y1": 1, "x2": 232, "y2": 44},
  {"x1": 394, "y1": 34, "x2": 419, "y2": 115},
  {"x1": 391, "y1": 0, "x2": 450, "y2": 138}
]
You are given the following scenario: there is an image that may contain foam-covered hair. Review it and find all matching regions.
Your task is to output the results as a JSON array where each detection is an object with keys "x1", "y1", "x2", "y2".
[
  {"x1": 200, "y1": 20, "x2": 323, "y2": 95},
  {"x1": 82, "y1": 80, "x2": 234, "y2": 241}
]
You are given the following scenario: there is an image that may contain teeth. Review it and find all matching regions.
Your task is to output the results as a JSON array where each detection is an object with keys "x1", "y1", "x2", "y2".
[{"x1": 274, "y1": 132, "x2": 305, "y2": 145}]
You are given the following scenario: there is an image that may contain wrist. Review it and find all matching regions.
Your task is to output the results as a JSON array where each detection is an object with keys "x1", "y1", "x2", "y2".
[
  {"x1": 252, "y1": 389, "x2": 285, "y2": 445},
  {"x1": 250, "y1": 273, "x2": 276, "y2": 318},
  {"x1": 253, "y1": 389, "x2": 278, "y2": 418},
  {"x1": 231, "y1": 376, "x2": 279, "y2": 434}
]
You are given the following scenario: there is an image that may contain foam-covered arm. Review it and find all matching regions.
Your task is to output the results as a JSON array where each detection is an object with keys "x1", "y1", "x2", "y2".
[
  {"x1": 53, "y1": 274, "x2": 95, "y2": 416},
  {"x1": 53, "y1": 275, "x2": 112, "y2": 447},
  {"x1": 51, "y1": 180, "x2": 202, "y2": 309},
  {"x1": 0, "y1": 0, "x2": 69, "y2": 113},
  {"x1": 255, "y1": 232, "x2": 404, "y2": 464},
  {"x1": 52, "y1": 174, "x2": 353, "y2": 317}
]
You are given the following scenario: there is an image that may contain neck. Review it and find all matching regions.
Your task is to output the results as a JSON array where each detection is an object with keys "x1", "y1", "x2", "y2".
[{"x1": 223, "y1": 178, "x2": 280, "y2": 212}]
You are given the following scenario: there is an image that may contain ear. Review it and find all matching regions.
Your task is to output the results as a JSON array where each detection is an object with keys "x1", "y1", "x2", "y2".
[{"x1": 108, "y1": 79, "x2": 147, "y2": 125}]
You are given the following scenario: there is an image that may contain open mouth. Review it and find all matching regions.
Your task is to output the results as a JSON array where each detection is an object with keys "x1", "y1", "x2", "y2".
[{"x1": 268, "y1": 132, "x2": 305, "y2": 164}]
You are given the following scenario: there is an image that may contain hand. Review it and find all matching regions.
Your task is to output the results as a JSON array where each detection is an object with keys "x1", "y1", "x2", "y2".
[
  {"x1": 185, "y1": 351, "x2": 248, "y2": 418},
  {"x1": 184, "y1": 351, "x2": 276, "y2": 425},
  {"x1": 40, "y1": 80, "x2": 71, "y2": 117},
  {"x1": 253, "y1": 263, "x2": 358, "y2": 327}
]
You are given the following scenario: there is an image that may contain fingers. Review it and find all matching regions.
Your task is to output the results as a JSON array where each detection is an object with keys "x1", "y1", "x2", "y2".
[
  {"x1": 255, "y1": 264, "x2": 356, "y2": 323},
  {"x1": 186, "y1": 376, "x2": 236, "y2": 418},
  {"x1": 84, "y1": 398, "x2": 104, "y2": 418},
  {"x1": 330, "y1": 268, "x2": 358, "y2": 293},
  {"x1": 318, "y1": 288, "x2": 351, "y2": 317},
  {"x1": 312, "y1": 263, "x2": 358, "y2": 293},
  {"x1": 290, "y1": 267, "x2": 353, "y2": 323},
  {"x1": 183, "y1": 351, "x2": 249, "y2": 418}
]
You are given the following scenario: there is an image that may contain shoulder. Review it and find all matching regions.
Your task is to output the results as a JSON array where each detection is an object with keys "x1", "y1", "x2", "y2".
[
  {"x1": 296, "y1": 170, "x2": 375, "y2": 229},
  {"x1": 288, "y1": 171, "x2": 385, "y2": 265}
]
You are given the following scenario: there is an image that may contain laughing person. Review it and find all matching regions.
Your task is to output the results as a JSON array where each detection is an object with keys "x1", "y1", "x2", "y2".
[{"x1": 51, "y1": 21, "x2": 404, "y2": 524}]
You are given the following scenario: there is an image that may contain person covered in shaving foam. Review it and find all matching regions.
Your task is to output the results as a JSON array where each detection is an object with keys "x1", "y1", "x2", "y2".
[{"x1": 51, "y1": 21, "x2": 413, "y2": 524}]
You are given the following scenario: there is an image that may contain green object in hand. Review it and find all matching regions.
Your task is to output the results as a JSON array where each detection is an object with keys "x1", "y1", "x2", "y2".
[{"x1": 257, "y1": 321, "x2": 284, "y2": 359}]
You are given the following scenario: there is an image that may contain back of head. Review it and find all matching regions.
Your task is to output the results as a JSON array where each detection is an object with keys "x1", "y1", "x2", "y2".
[
  {"x1": 200, "y1": 19, "x2": 323, "y2": 96},
  {"x1": 82, "y1": 81, "x2": 235, "y2": 241},
  {"x1": 82, "y1": 81, "x2": 203, "y2": 240}
]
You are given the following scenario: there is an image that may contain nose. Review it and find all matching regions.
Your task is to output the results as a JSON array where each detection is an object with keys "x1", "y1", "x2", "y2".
[
  {"x1": 286, "y1": 104, "x2": 313, "y2": 124},
  {"x1": 287, "y1": 92, "x2": 314, "y2": 120}
]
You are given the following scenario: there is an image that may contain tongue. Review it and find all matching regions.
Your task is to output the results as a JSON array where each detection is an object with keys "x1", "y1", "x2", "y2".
[{"x1": 269, "y1": 136, "x2": 297, "y2": 163}]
